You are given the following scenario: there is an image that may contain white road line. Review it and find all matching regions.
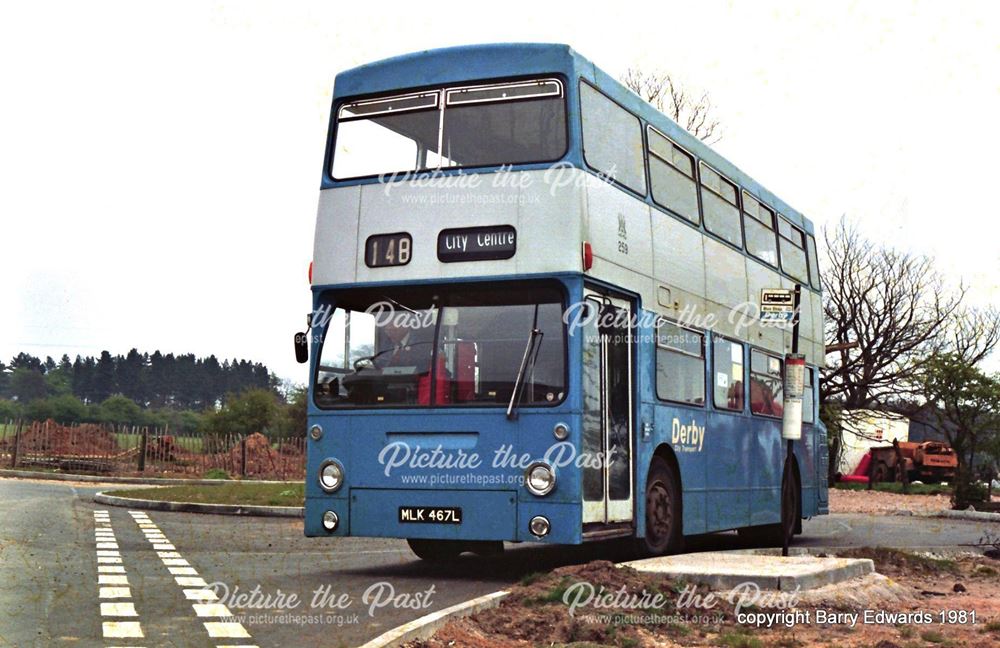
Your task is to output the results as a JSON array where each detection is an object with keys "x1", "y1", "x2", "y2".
[
  {"x1": 168, "y1": 567, "x2": 198, "y2": 576},
  {"x1": 100, "y1": 602, "x2": 138, "y2": 617},
  {"x1": 102, "y1": 621, "x2": 143, "y2": 638},
  {"x1": 192, "y1": 603, "x2": 232, "y2": 617},
  {"x1": 99, "y1": 565, "x2": 127, "y2": 574},
  {"x1": 129, "y1": 512, "x2": 256, "y2": 645},
  {"x1": 183, "y1": 589, "x2": 219, "y2": 601},
  {"x1": 203, "y1": 622, "x2": 251, "y2": 638},
  {"x1": 95, "y1": 512, "x2": 144, "y2": 641},
  {"x1": 99, "y1": 586, "x2": 131, "y2": 598}
]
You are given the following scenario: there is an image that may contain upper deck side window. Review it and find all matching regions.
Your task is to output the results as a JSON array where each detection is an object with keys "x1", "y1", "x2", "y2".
[
  {"x1": 580, "y1": 82, "x2": 647, "y2": 194},
  {"x1": 699, "y1": 162, "x2": 742, "y2": 248},
  {"x1": 806, "y1": 234, "x2": 822, "y2": 291},
  {"x1": 778, "y1": 215, "x2": 809, "y2": 284},
  {"x1": 648, "y1": 127, "x2": 699, "y2": 225},
  {"x1": 742, "y1": 191, "x2": 778, "y2": 267},
  {"x1": 331, "y1": 79, "x2": 567, "y2": 180}
]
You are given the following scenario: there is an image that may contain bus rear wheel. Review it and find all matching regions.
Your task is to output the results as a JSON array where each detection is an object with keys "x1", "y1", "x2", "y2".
[
  {"x1": 406, "y1": 539, "x2": 464, "y2": 562},
  {"x1": 638, "y1": 457, "x2": 683, "y2": 556},
  {"x1": 739, "y1": 470, "x2": 800, "y2": 547}
]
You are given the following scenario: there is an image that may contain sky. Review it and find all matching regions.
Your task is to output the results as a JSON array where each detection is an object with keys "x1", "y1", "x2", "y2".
[{"x1": 1, "y1": 0, "x2": 998, "y2": 385}]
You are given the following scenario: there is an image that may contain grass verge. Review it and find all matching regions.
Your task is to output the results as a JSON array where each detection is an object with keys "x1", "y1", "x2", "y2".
[{"x1": 106, "y1": 482, "x2": 304, "y2": 507}]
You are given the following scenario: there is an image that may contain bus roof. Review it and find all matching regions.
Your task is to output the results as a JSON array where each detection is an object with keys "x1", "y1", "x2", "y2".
[{"x1": 332, "y1": 43, "x2": 813, "y2": 235}]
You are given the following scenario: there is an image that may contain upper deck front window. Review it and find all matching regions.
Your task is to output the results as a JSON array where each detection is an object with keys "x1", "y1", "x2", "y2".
[{"x1": 331, "y1": 79, "x2": 566, "y2": 180}]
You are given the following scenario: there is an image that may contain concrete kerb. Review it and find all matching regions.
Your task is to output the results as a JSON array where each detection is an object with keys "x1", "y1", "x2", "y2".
[
  {"x1": 934, "y1": 508, "x2": 1000, "y2": 523},
  {"x1": 0, "y1": 468, "x2": 297, "y2": 487},
  {"x1": 94, "y1": 490, "x2": 303, "y2": 517},
  {"x1": 358, "y1": 590, "x2": 509, "y2": 648},
  {"x1": 622, "y1": 550, "x2": 875, "y2": 592}
]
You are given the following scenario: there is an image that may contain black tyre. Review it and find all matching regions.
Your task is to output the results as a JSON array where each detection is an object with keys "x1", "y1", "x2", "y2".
[
  {"x1": 406, "y1": 539, "x2": 464, "y2": 562},
  {"x1": 637, "y1": 457, "x2": 683, "y2": 556},
  {"x1": 778, "y1": 467, "x2": 800, "y2": 547},
  {"x1": 469, "y1": 541, "x2": 504, "y2": 557}
]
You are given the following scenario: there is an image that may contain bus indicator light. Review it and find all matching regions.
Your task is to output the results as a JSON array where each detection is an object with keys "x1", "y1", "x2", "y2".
[
  {"x1": 582, "y1": 241, "x2": 593, "y2": 271},
  {"x1": 529, "y1": 515, "x2": 551, "y2": 537},
  {"x1": 308, "y1": 261, "x2": 313, "y2": 284}
]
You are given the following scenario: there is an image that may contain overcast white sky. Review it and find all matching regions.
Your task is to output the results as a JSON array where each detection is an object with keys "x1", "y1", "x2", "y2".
[{"x1": 1, "y1": 0, "x2": 997, "y2": 384}]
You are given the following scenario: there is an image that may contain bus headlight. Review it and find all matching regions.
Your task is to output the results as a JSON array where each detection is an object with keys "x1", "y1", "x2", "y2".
[
  {"x1": 322, "y1": 510, "x2": 339, "y2": 532},
  {"x1": 318, "y1": 459, "x2": 344, "y2": 492},
  {"x1": 525, "y1": 462, "x2": 555, "y2": 496},
  {"x1": 553, "y1": 422, "x2": 570, "y2": 440},
  {"x1": 309, "y1": 424, "x2": 323, "y2": 441}
]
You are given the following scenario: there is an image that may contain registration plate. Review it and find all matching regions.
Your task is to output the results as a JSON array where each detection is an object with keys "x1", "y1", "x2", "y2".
[{"x1": 398, "y1": 506, "x2": 462, "y2": 524}]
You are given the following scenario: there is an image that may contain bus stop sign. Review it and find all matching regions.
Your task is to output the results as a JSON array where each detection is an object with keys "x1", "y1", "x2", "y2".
[{"x1": 760, "y1": 288, "x2": 795, "y2": 322}]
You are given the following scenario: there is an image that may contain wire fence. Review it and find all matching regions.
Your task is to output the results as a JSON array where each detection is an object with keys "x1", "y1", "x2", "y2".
[{"x1": 0, "y1": 419, "x2": 305, "y2": 480}]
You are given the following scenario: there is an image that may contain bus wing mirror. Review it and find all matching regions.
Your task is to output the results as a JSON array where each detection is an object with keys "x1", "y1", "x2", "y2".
[{"x1": 294, "y1": 332, "x2": 309, "y2": 364}]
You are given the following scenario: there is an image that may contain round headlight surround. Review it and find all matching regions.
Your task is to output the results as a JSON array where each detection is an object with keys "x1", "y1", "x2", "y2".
[
  {"x1": 524, "y1": 461, "x2": 556, "y2": 496},
  {"x1": 553, "y1": 422, "x2": 570, "y2": 440},
  {"x1": 309, "y1": 424, "x2": 323, "y2": 441},
  {"x1": 318, "y1": 459, "x2": 344, "y2": 493},
  {"x1": 529, "y1": 515, "x2": 551, "y2": 537},
  {"x1": 322, "y1": 510, "x2": 339, "y2": 531}
]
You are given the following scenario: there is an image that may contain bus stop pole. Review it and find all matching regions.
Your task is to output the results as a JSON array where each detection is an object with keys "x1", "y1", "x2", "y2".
[{"x1": 782, "y1": 284, "x2": 802, "y2": 557}]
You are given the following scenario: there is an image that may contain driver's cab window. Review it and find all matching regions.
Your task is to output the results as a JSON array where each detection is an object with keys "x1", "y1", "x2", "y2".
[{"x1": 315, "y1": 306, "x2": 437, "y2": 407}]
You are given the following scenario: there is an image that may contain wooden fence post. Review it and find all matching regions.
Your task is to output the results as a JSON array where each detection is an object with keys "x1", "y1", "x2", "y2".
[
  {"x1": 11, "y1": 420, "x2": 22, "y2": 469},
  {"x1": 241, "y1": 437, "x2": 248, "y2": 477},
  {"x1": 138, "y1": 427, "x2": 148, "y2": 472}
]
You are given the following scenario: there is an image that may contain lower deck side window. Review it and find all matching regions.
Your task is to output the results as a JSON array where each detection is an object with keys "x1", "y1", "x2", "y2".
[
  {"x1": 750, "y1": 349, "x2": 784, "y2": 417},
  {"x1": 655, "y1": 321, "x2": 705, "y2": 405}
]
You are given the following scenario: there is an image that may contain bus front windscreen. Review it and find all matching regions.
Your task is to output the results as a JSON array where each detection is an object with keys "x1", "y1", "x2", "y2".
[
  {"x1": 313, "y1": 282, "x2": 566, "y2": 409},
  {"x1": 331, "y1": 79, "x2": 566, "y2": 180}
]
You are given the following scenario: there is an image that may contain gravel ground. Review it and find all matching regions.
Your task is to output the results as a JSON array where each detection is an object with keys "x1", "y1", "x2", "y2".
[
  {"x1": 829, "y1": 487, "x2": 1000, "y2": 515},
  {"x1": 829, "y1": 488, "x2": 953, "y2": 514}
]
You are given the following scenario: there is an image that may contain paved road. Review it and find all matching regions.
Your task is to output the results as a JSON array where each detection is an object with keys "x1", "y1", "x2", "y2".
[{"x1": 0, "y1": 477, "x2": 995, "y2": 648}]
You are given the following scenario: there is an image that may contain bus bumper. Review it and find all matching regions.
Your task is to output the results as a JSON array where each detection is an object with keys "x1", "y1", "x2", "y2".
[{"x1": 305, "y1": 489, "x2": 582, "y2": 544}]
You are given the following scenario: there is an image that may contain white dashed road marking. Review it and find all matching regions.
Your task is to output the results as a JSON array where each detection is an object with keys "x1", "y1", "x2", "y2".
[
  {"x1": 92, "y1": 510, "x2": 145, "y2": 643},
  {"x1": 128, "y1": 510, "x2": 256, "y2": 646}
]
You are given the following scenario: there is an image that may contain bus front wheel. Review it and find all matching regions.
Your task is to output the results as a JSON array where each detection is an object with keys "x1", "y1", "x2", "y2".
[
  {"x1": 406, "y1": 539, "x2": 464, "y2": 562},
  {"x1": 638, "y1": 457, "x2": 683, "y2": 556}
]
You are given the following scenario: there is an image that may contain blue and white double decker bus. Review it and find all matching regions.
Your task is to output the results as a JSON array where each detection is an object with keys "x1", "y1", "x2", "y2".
[{"x1": 299, "y1": 43, "x2": 829, "y2": 560}]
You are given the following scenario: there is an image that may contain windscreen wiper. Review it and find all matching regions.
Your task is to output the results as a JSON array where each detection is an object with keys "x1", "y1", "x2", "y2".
[{"x1": 507, "y1": 305, "x2": 543, "y2": 421}]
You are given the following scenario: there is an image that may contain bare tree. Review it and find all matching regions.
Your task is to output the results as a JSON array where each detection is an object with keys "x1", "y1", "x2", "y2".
[
  {"x1": 820, "y1": 218, "x2": 963, "y2": 408},
  {"x1": 948, "y1": 306, "x2": 1000, "y2": 366},
  {"x1": 621, "y1": 68, "x2": 722, "y2": 144}
]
